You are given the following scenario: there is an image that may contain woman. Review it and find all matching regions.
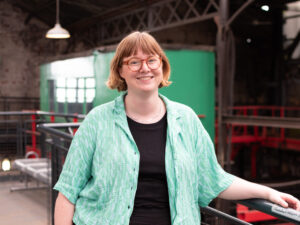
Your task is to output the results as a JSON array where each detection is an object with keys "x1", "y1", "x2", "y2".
[{"x1": 54, "y1": 31, "x2": 300, "y2": 225}]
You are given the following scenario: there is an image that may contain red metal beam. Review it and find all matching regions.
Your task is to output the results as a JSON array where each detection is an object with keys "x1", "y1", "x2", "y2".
[{"x1": 237, "y1": 204, "x2": 277, "y2": 222}]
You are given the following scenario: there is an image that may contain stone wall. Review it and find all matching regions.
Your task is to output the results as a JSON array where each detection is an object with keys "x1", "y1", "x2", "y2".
[{"x1": 0, "y1": 1, "x2": 73, "y2": 102}]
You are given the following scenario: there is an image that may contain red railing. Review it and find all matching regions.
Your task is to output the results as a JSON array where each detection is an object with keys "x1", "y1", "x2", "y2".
[
  {"x1": 25, "y1": 111, "x2": 82, "y2": 157},
  {"x1": 215, "y1": 106, "x2": 300, "y2": 178},
  {"x1": 0, "y1": 111, "x2": 84, "y2": 159},
  {"x1": 215, "y1": 106, "x2": 300, "y2": 224}
]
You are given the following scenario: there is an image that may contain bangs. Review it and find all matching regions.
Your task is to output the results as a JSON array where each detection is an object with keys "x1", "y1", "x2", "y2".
[{"x1": 119, "y1": 32, "x2": 162, "y2": 60}]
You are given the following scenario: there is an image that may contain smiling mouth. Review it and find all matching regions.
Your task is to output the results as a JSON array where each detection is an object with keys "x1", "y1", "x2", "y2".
[{"x1": 136, "y1": 76, "x2": 154, "y2": 80}]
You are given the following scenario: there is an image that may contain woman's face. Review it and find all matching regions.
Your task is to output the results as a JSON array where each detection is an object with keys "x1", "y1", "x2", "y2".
[{"x1": 119, "y1": 48, "x2": 163, "y2": 95}]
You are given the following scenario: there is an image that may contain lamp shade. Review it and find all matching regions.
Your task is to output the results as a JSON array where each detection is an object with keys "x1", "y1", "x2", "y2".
[{"x1": 46, "y1": 23, "x2": 70, "y2": 39}]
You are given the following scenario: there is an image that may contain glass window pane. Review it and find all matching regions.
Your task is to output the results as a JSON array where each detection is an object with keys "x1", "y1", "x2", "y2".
[
  {"x1": 78, "y1": 89, "x2": 84, "y2": 103},
  {"x1": 86, "y1": 89, "x2": 95, "y2": 103},
  {"x1": 56, "y1": 78, "x2": 65, "y2": 88},
  {"x1": 78, "y1": 78, "x2": 84, "y2": 88},
  {"x1": 67, "y1": 89, "x2": 76, "y2": 103},
  {"x1": 67, "y1": 78, "x2": 77, "y2": 88},
  {"x1": 86, "y1": 78, "x2": 95, "y2": 88},
  {"x1": 56, "y1": 88, "x2": 65, "y2": 102}
]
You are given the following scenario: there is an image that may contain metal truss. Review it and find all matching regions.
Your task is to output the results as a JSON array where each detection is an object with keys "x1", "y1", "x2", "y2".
[{"x1": 87, "y1": 0, "x2": 219, "y2": 44}]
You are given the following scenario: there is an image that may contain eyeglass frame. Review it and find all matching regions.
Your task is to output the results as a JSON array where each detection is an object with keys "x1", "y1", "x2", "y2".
[{"x1": 122, "y1": 56, "x2": 162, "y2": 72}]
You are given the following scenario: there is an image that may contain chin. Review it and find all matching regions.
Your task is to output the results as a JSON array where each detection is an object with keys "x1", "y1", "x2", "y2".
[{"x1": 135, "y1": 86, "x2": 159, "y2": 93}]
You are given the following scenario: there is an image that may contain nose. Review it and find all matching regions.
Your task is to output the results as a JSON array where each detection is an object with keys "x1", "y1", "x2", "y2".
[{"x1": 139, "y1": 60, "x2": 150, "y2": 72}]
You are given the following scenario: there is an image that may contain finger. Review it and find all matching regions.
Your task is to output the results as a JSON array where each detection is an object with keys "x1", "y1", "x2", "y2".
[
  {"x1": 272, "y1": 196, "x2": 289, "y2": 208},
  {"x1": 277, "y1": 199, "x2": 289, "y2": 208},
  {"x1": 291, "y1": 198, "x2": 300, "y2": 211},
  {"x1": 281, "y1": 194, "x2": 300, "y2": 210},
  {"x1": 296, "y1": 202, "x2": 300, "y2": 211}
]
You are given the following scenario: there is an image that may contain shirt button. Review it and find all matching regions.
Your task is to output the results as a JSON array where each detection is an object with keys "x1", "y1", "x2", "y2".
[
  {"x1": 133, "y1": 168, "x2": 136, "y2": 172},
  {"x1": 131, "y1": 187, "x2": 133, "y2": 190},
  {"x1": 128, "y1": 205, "x2": 130, "y2": 209}
]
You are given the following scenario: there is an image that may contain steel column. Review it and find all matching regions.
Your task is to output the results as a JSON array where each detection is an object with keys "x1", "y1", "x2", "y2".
[{"x1": 216, "y1": 0, "x2": 229, "y2": 169}]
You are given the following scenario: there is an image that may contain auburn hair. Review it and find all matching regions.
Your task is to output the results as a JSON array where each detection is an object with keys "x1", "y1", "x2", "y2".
[{"x1": 106, "y1": 31, "x2": 171, "y2": 91}]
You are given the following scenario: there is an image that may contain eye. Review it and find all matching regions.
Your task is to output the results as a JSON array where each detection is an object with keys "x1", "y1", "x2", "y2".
[
  {"x1": 148, "y1": 57, "x2": 159, "y2": 64},
  {"x1": 128, "y1": 59, "x2": 141, "y2": 66}
]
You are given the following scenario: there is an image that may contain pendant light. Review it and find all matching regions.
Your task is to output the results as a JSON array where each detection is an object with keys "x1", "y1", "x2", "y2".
[{"x1": 46, "y1": 0, "x2": 70, "y2": 39}]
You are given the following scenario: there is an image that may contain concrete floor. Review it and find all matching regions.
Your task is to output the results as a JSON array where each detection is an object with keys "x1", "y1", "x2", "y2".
[{"x1": 0, "y1": 179, "x2": 50, "y2": 225}]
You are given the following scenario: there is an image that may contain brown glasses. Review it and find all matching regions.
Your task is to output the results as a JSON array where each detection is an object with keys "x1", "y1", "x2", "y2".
[{"x1": 123, "y1": 56, "x2": 162, "y2": 72}]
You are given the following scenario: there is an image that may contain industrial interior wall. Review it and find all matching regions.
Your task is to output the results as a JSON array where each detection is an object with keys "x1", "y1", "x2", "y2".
[{"x1": 93, "y1": 50, "x2": 215, "y2": 140}]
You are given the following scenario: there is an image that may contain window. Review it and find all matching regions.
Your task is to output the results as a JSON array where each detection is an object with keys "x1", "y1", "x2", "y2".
[
  {"x1": 53, "y1": 77, "x2": 95, "y2": 114},
  {"x1": 48, "y1": 56, "x2": 95, "y2": 114}
]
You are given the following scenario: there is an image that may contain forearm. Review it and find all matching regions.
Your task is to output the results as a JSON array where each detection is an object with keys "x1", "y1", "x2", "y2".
[
  {"x1": 218, "y1": 177, "x2": 300, "y2": 210},
  {"x1": 54, "y1": 192, "x2": 75, "y2": 225},
  {"x1": 218, "y1": 177, "x2": 272, "y2": 200}
]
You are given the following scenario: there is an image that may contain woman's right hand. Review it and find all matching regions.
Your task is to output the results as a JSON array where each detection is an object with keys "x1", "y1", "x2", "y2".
[{"x1": 268, "y1": 190, "x2": 300, "y2": 211}]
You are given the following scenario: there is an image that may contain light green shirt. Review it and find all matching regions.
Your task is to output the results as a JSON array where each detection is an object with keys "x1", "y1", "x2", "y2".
[{"x1": 54, "y1": 93, "x2": 234, "y2": 225}]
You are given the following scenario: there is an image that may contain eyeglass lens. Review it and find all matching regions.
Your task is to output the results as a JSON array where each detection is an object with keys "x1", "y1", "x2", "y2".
[{"x1": 127, "y1": 57, "x2": 160, "y2": 71}]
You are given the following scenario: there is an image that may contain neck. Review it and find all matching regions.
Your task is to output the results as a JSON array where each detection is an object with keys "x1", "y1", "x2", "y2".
[{"x1": 125, "y1": 90, "x2": 165, "y2": 124}]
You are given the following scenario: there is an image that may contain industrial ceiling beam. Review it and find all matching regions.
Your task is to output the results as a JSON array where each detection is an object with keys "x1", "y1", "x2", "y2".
[
  {"x1": 12, "y1": 0, "x2": 55, "y2": 26},
  {"x1": 62, "y1": 0, "x2": 106, "y2": 14},
  {"x1": 71, "y1": 0, "x2": 219, "y2": 44},
  {"x1": 225, "y1": 0, "x2": 254, "y2": 28}
]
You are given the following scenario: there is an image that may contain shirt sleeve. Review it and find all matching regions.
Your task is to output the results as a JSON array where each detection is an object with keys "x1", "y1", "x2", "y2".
[
  {"x1": 193, "y1": 114, "x2": 235, "y2": 207},
  {"x1": 53, "y1": 110, "x2": 98, "y2": 204}
]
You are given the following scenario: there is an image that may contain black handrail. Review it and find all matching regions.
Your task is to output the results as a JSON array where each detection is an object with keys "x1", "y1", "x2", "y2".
[
  {"x1": 201, "y1": 206, "x2": 252, "y2": 225},
  {"x1": 238, "y1": 199, "x2": 300, "y2": 224},
  {"x1": 37, "y1": 124, "x2": 74, "y2": 141}
]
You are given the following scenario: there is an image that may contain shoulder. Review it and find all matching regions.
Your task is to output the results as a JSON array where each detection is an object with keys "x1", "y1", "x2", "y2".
[
  {"x1": 81, "y1": 100, "x2": 115, "y2": 127},
  {"x1": 170, "y1": 100, "x2": 195, "y2": 115},
  {"x1": 162, "y1": 95, "x2": 205, "y2": 135},
  {"x1": 162, "y1": 95, "x2": 198, "y2": 119},
  {"x1": 89, "y1": 100, "x2": 115, "y2": 116}
]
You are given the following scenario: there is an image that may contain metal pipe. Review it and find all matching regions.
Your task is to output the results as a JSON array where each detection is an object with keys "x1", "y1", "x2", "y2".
[
  {"x1": 223, "y1": 115, "x2": 300, "y2": 129},
  {"x1": 39, "y1": 122, "x2": 81, "y2": 128},
  {"x1": 0, "y1": 111, "x2": 85, "y2": 119}
]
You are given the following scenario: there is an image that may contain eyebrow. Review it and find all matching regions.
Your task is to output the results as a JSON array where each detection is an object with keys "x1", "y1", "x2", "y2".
[{"x1": 128, "y1": 54, "x2": 157, "y2": 59}]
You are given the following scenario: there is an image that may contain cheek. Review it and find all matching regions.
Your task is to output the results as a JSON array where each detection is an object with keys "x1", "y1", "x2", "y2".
[{"x1": 157, "y1": 67, "x2": 163, "y2": 78}]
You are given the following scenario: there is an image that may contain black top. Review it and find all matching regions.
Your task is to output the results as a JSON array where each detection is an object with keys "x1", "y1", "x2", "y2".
[{"x1": 127, "y1": 113, "x2": 171, "y2": 225}]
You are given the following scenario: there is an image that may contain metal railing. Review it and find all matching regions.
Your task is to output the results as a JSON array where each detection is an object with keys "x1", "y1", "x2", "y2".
[
  {"x1": 37, "y1": 123, "x2": 300, "y2": 225},
  {"x1": 0, "y1": 111, "x2": 84, "y2": 159}
]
